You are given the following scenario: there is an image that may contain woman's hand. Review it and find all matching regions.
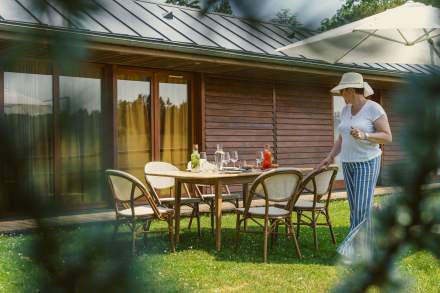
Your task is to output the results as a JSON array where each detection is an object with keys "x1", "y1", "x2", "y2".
[
  {"x1": 315, "y1": 156, "x2": 333, "y2": 170},
  {"x1": 350, "y1": 127, "x2": 366, "y2": 140}
]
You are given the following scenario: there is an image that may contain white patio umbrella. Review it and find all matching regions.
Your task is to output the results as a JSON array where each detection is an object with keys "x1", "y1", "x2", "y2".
[{"x1": 277, "y1": 1, "x2": 440, "y2": 65}]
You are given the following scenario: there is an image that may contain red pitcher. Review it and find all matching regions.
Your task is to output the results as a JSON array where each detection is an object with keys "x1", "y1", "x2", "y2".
[{"x1": 262, "y1": 144, "x2": 272, "y2": 169}]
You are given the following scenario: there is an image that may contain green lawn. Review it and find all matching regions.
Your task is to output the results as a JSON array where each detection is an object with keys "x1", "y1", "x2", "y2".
[{"x1": 0, "y1": 199, "x2": 439, "y2": 292}]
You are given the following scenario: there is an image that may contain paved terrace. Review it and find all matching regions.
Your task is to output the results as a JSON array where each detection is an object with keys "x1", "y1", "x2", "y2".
[{"x1": 1, "y1": 184, "x2": 438, "y2": 234}]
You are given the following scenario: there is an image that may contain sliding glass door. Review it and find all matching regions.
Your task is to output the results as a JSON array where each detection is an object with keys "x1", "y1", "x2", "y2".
[
  {"x1": 2, "y1": 67, "x2": 53, "y2": 212},
  {"x1": 1, "y1": 62, "x2": 105, "y2": 214},
  {"x1": 116, "y1": 70, "x2": 191, "y2": 178},
  {"x1": 117, "y1": 70, "x2": 152, "y2": 180},
  {"x1": 159, "y1": 75, "x2": 190, "y2": 171},
  {"x1": 59, "y1": 69, "x2": 103, "y2": 205}
]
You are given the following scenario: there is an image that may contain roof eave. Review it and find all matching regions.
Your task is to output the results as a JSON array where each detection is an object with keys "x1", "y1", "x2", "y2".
[{"x1": 0, "y1": 21, "x2": 409, "y2": 79}]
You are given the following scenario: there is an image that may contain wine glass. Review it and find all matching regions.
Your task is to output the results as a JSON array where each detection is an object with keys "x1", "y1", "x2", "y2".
[
  {"x1": 230, "y1": 151, "x2": 238, "y2": 168},
  {"x1": 223, "y1": 152, "x2": 231, "y2": 167},
  {"x1": 256, "y1": 151, "x2": 263, "y2": 168}
]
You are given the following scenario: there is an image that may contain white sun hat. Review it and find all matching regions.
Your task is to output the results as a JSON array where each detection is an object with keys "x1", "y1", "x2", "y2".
[{"x1": 330, "y1": 72, "x2": 374, "y2": 97}]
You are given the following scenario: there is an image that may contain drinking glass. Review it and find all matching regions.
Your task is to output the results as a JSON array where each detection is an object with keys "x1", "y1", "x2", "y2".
[
  {"x1": 223, "y1": 152, "x2": 231, "y2": 167},
  {"x1": 230, "y1": 151, "x2": 238, "y2": 167},
  {"x1": 256, "y1": 151, "x2": 263, "y2": 168},
  {"x1": 200, "y1": 152, "x2": 207, "y2": 170}
]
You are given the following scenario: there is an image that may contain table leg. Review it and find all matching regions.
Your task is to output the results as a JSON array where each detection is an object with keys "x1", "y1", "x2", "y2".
[
  {"x1": 215, "y1": 181, "x2": 222, "y2": 252},
  {"x1": 242, "y1": 183, "x2": 249, "y2": 231},
  {"x1": 175, "y1": 180, "x2": 181, "y2": 244}
]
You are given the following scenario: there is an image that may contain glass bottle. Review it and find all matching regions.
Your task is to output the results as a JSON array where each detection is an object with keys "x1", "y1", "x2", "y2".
[
  {"x1": 214, "y1": 144, "x2": 225, "y2": 171},
  {"x1": 191, "y1": 144, "x2": 200, "y2": 170},
  {"x1": 262, "y1": 144, "x2": 272, "y2": 169}
]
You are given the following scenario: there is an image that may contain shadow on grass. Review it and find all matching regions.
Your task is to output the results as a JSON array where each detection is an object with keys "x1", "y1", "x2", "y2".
[{"x1": 110, "y1": 215, "x2": 351, "y2": 265}]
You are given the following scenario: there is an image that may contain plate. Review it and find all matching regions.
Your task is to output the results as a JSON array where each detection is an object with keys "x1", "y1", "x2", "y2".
[
  {"x1": 223, "y1": 167, "x2": 240, "y2": 171},
  {"x1": 221, "y1": 170, "x2": 243, "y2": 174}
]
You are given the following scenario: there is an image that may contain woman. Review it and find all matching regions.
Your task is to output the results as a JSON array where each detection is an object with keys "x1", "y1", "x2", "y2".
[{"x1": 317, "y1": 72, "x2": 392, "y2": 259}]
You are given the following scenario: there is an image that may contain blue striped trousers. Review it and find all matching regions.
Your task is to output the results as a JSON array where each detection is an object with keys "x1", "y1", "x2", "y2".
[{"x1": 337, "y1": 155, "x2": 381, "y2": 258}]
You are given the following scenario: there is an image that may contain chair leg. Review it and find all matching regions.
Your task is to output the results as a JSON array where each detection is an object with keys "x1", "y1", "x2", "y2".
[
  {"x1": 287, "y1": 217, "x2": 302, "y2": 259},
  {"x1": 271, "y1": 220, "x2": 279, "y2": 248},
  {"x1": 270, "y1": 219, "x2": 274, "y2": 249},
  {"x1": 131, "y1": 221, "x2": 137, "y2": 256},
  {"x1": 188, "y1": 203, "x2": 196, "y2": 229},
  {"x1": 143, "y1": 222, "x2": 149, "y2": 247},
  {"x1": 210, "y1": 201, "x2": 215, "y2": 235},
  {"x1": 168, "y1": 217, "x2": 175, "y2": 253},
  {"x1": 112, "y1": 221, "x2": 120, "y2": 241},
  {"x1": 235, "y1": 213, "x2": 241, "y2": 252},
  {"x1": 296, "y1": 211, "x2": 301, "y2": 238},
  {"x1": 263, "y1": 217, "x2": 269, "y2": 263},
  {"x1": 325, "y1": 209, "x2": 336, "y2": 245},
  {"x1": 312, "y1": 211, "x2": 318, "y2": 250},
  {"x1": 196, "y1": 203, "x2": 201, "y2": 237}
]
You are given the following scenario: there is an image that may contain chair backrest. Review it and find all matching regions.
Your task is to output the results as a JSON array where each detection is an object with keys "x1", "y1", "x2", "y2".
[
  {"x1": 144, "y1": 161, "x2": 179, "y2": 190},
  {"x1": 246, "y1": 168, "x2": 303, "y2": 213},
  {"x1": 302, "y1": 166, "x2": 338, "y2": 206},
  {"x1": 106, "y1": 169, "x2": 161, "y2": 218}
]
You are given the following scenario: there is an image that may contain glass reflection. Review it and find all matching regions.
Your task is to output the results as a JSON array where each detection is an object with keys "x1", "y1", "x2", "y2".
[
  {"x1": 2, "y1": 72, "x2": 53, "y2": 213},
  {"x1": 117, "y1": 72, "x2": 151, "y2": 180},
  {"x1": 159, "y1": 77, "x2": 189, "y2": 171},
  {"x1": 60, "y1": 75, "x2": 102, "y2": 204}
]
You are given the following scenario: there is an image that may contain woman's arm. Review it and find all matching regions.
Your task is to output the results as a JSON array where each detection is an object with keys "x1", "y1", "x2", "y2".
[
  {"x1": 351, "y1": 115, "x2": 392, "y2": 144},
  {"x1": 315, "y1": 135, "x2": 342, "y2": 169}
]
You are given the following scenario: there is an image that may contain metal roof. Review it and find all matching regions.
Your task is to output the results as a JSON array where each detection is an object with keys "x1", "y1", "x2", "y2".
[{"x1": 0, "y1": 0, "x2": 438, "y2": 76}]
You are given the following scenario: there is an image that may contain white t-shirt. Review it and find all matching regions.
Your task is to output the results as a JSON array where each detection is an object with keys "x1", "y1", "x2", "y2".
[{"x1": 338, "y1": 100, "x2": 386, "y2": 162}]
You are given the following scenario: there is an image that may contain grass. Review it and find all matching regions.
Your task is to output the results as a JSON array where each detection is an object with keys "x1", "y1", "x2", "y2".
[{"x1": 0, "y1": 198, "x2": 439, "y2": 292}]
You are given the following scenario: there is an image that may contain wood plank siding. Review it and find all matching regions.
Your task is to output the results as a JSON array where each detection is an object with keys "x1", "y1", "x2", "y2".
[
  {"x1": 204, "y1": 77, "x2": 275, "y2": 162},
  {"x1": 275, "y1": 84, "x2": 333, "y2": 168},
  {"x1": 381, "y1": 90, "x2": 404, "y2": 184},
  {"x1": 203, "y1": 75, "x2": 406, "y2": 188},
  {"x1": 204, "y1": 76, "x2": 333, "y2": 168}
]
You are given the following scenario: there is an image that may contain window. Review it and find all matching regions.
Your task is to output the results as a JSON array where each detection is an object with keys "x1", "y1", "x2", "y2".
[
  {"x1": 159, "y1": 75, "x2": 190, "y2": 171},
  {"x1": 3, "y1": 71, "x2": 53, "y2": 201},
  {"x1": 117, "y1": 71, "x2": 152, "y2": 180},
  {"x1": 1, "y1": 62, "x2": 105, "y2": 213},
  {"x1": 59, "y1": 72, "x2": 103, "y2": 204},
  {"x1": 116, "y1": 70, "x2": 192, "y2": 177}
]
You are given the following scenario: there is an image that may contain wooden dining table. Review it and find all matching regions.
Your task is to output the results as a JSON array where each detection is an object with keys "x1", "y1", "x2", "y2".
[{"x1": 144, "y1": 168, "x2": 313, "y2": 251}]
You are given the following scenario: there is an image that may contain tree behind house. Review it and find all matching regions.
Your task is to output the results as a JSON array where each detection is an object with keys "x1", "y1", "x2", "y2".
[
  {"x1": 165, "y1": 0, "x2": 201, "y2": 9},
  {"x1": 320, "y1": 0, "x2": 440, "y2": 31},
  {"x1": 271, "y1": 8, "x2": 303, "y2": 38}
]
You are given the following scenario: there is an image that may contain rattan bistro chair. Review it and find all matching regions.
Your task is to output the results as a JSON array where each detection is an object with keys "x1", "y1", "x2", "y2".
[
  {"x1": 144, "y1": 162, "x2": 202, "y2": 236},
  {"x1": 294, "y1": 166, "x2": 338, "y2": 250},
  {"x1": 192, "y1": 184, "x2": 242, "y2": 233},
  {"x1": 235, "y1": 168, "x2": 304, "y2": 262},
  {"x1": 105, "y1": 169, "x2": 175, "y2": 254}
]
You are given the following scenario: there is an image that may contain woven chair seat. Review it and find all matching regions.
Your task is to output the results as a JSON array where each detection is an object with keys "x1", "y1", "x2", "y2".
[
  {"x1": 159, "y1": 197, "x2": 201, "y2": 205},
  {"x1": 236, "y1": 206, "x2": 290, "y2": 217},
  {"x1": 200, "y1": 193, "x2": 242, "y2": 201},
  {"x1": 294, "y1": 200, "x2": 325, "y2": 210},
  {"x1": 117, "y1": 205, "x2": 173, "y2": 217}
]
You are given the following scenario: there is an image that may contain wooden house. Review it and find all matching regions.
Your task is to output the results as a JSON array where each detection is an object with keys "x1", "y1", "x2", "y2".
[{"x1": 0, "y1": 0, "x2": 435, "y2": 215}]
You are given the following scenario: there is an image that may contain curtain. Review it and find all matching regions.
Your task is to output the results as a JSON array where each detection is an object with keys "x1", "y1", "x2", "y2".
[
  {"x1": 59, "y1": 75, "x2": 102, "y2": 204},
  {"x1": 117, "y1": 72, "x2": 151, "y2": 181},
  {"x1": 2, "y1": 69, "x2": 53, "y2": 213},
  {"x1": 159, "y1": 80, "x2": 189, "y2": 171}
]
